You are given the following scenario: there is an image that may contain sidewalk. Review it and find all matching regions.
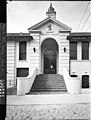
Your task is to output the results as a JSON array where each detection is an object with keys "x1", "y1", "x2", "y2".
[{"x1": 7, "y1": 93, "x2": 91, "y2": 105}]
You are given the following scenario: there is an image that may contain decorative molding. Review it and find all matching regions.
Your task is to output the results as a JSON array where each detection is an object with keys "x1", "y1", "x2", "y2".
[
  {"x1": 29, "y1": 30, "x2": 41, "y2": 33},
  {"x1": 46, "y1": 24, "x2": 54, "y2": 33}
]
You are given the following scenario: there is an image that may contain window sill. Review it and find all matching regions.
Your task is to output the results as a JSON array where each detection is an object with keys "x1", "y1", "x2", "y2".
[
  {"x1": 18, "y1": 60, "x2": 27, "y2": 62},
  {"x1": 81, "y1": 89, "x2": 91, "y2": 94},
  {"x1": 70, "y1": 60, "x2": 91, "y2": 62}
]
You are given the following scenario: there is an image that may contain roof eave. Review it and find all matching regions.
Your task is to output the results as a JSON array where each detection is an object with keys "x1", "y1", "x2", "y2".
[
  {"x1": 67, "y1": 32, "x2": 91, "y2": 41},
  {"x1": 7, "y1": 33, "x2": 33, "y2": 41},
  {"x1": 59, "y1": 29, "x2": 71, "y2": 32},
  {"x1": 28, "y1": 17, "x2": 50, "y2": 30}
]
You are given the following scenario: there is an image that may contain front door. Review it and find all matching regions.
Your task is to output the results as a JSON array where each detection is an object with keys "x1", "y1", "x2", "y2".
[{"x1": 44, "y1": 49, "x2": 56, "y2": 74}]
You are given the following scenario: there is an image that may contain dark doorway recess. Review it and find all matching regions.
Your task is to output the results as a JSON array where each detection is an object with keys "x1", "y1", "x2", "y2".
[{"x1": 44, "y1": 49, "x2": 56, "y2": 74}]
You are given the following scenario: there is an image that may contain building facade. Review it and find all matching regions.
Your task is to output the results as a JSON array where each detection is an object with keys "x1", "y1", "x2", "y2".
[{"x1": 7, "y1": 4, "x2": 91, "y2": 93}]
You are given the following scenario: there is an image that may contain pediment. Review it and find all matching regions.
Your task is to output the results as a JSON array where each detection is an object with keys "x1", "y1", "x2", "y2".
[{"x1": 28, "y1": 17, "x2": 72, "y2": 33}]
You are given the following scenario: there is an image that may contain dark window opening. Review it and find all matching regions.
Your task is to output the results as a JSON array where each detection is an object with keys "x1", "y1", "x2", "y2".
[
  {"x1": 82, "y1": 75, "x2": 89, "y2": 88},
  {"x1": 70, "y1": 42, "x2": 77, "y2": 60},
  {"x1": 17, "y1": 68, "x2": 29, "y2": 77},
  {"x1": 82, "y1": 42, "x2": 89, "y2": 60},
  {"x1": 19, "y1": 41, "x2": 27, "y2": 60},
  {"x1": 70, "y1": 75, "x2": 78, "y2": 77}
]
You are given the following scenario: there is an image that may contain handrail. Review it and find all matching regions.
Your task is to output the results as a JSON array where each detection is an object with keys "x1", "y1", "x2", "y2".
[
  {"x1": 17, "y1": 67, "x2": 37, "y2": 95},
  {"x1": 63, "y1": 67, "x2": 81, "y2": 94}
]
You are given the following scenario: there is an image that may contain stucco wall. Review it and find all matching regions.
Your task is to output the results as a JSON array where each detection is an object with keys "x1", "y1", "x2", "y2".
[
  {"x1": 29, "y1": 33, "x2": 40, "y2": 74},
  {"x1": 59, "y1": 32, "x2": 70, "y2": 74},
  {"x1": 7, "y1": 41, "x2": 16, "y2": 87},
  {"x1": 70, "y1": 41, "x2": 91, "y2": 89}
]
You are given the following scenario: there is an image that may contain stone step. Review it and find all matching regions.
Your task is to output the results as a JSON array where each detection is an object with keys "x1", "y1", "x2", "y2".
[
  {"x1": 32, "y1": 81, "x2": 66, "y2": 84},
  {"x1": 33, "y1": 82, "x2": 66, "y2": 84},
  {"x1": 31, "y1": 88, "x2": 67, "y2": 90},
  {"x1": 32, "y1": 84, "x2": 66, "y2": 88},
  {"x1": 31, "y1": 89, "x2": 67, "y2": 92},
  {"x1": 30, "y1": 74, "x2": 67, "y2": 93},
  {"x1": 33, "y1": 85, "x2": 66, "y2": 87},
  {"x1": 32, "y1": 86, "x2": 66, "y2": 89}
]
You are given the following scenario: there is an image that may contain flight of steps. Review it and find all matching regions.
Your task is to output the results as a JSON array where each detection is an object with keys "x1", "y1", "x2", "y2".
[{"x1": 29, "y1": 74, "x2": 67, "y2": 94}]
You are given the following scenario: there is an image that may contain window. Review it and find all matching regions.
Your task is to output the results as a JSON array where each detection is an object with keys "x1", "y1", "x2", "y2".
[
  {"x1": 19, "y1": 41, "x2": 26, "y2": 60},
  {"x1": 82, "y1": 75, "x2": 89, "y2": 88},
  {"x1": 82, "y1": 42, "x2": 89, "y2": 60},
  {"x1": 17, "y1": 68, "x2": 29, "y2": 77},
  {"x1": 70, "y1": 42, "x2": 77, "y2": 60}
]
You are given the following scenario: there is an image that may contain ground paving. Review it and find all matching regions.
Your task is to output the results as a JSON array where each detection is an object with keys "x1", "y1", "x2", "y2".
[
  {"x1": 6, "y1": 94, "x2": 91, "y2": 120},
  {"x1": 6, "y1": 104, "x2": 90, "y2": 120}
]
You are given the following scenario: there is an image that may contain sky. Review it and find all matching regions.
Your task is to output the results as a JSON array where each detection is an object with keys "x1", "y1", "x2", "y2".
[{"x1": 7, "y1": 1, "x2": 91, "y2": 33}]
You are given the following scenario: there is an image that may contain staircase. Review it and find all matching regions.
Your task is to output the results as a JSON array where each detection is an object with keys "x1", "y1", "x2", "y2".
[{"x1": 29, "y1": 74, "x2": 67, "y2": 94}]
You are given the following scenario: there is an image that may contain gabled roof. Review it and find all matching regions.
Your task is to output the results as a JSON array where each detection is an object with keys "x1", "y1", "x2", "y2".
[{"x1": 28, "y1": 17, "x2": 72, "y2": 31}]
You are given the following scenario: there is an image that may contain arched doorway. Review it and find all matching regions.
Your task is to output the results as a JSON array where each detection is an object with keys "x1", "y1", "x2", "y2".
[{"x1": 41, "y1": 38, "x2": 59, "y2": 74}]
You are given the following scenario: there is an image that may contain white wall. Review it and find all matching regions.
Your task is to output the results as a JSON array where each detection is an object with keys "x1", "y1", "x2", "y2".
[
  {"x1": 59, "y1": 32, "x2": 70, "y2": 74},
  {"x1": 7, "y1": 41, "x2": 16, "y2": 87},
  {"x1": 29, "y1": 33, "x2": 40, "y2": 74},
  {"x1": 70, "y1": 60, "x2": 91, "y2": 89},
  {"x1": 70, "y1": 41, "x2": 91, "y2": 89},
  {"x1": 7, "y1": 38, "x2": 40, "y2": 87},
  {"x1": 70, "y1": 60, "x2": 91, "y2": 76}
]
